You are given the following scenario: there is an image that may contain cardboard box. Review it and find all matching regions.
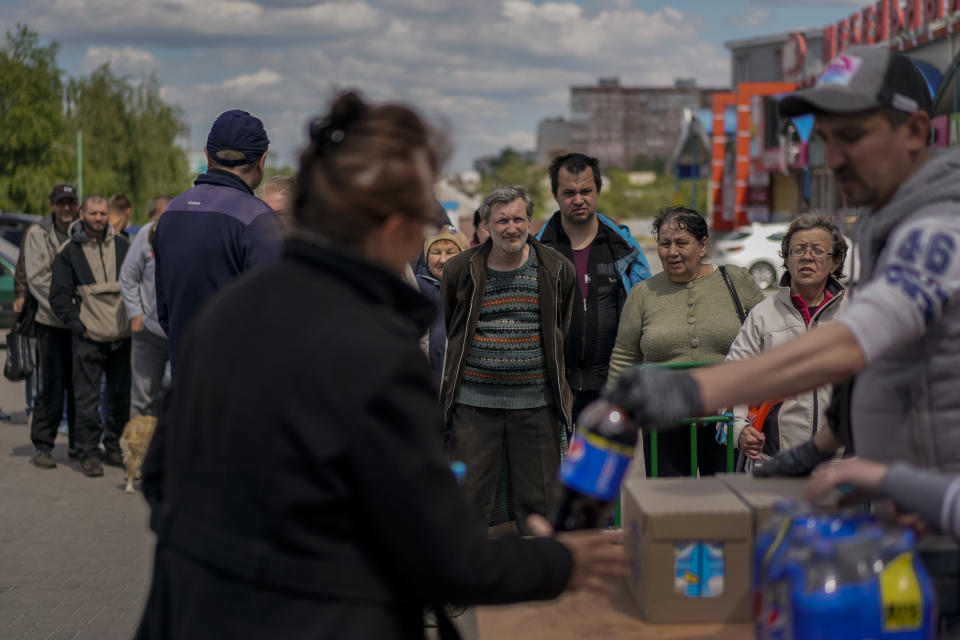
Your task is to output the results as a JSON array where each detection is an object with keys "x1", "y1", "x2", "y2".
[
  {"x1": 621, "y1": 477, "x2": 753, "y2": 623},
  {"x1": 715, "y1": 474, "x2": 809, "y2": 535}
]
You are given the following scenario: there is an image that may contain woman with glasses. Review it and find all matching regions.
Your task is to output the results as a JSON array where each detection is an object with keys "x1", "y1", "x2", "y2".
[
  {"x1": 135, "y1": 91, "x2": 626, "y2": 640},
  {"x1": 726, "y1": 214, "x2": 849, "y2": 470}
]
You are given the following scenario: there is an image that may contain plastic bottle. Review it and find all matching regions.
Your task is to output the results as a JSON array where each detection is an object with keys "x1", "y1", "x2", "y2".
[
  {"x1": 552, "y1": 399, "x2": 637, "y2": 531},
  {"x1": 758, "y1": 509, "x2": 873, "y2": 639},
  {"x1": 753, "y1": 499, "x2": 801, "y2": 637},
  {"x1": 791, "y1": 538, "x2": 864, "y2": 639},
  {"x1": 449, "y1": 461, "x2": 466, "y2": 486},
  {"x1": 872, "y1": 528, "x2": 936, "y2": 639},
  {"x1": 762, "y1": 526, "x2": 813, "y2": 640}
]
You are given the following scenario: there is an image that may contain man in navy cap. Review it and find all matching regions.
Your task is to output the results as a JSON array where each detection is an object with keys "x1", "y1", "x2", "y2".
[{"x1": 153, "y1": 110, "x2": 283, "y2": 366}]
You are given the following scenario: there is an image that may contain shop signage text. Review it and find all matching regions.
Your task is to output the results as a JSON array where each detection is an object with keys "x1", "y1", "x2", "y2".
[{"x1": 822, "y1": 0, "x2": 960, "y2": 62}]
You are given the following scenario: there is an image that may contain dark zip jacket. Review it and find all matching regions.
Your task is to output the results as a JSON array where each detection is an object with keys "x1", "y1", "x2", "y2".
[
  {"x1": 439, "y1": 236, "x2": 577, "y2": 428},
  {"x1": 153, "y1": 168, "x2": 283, "y2": 363},
  {"x1": 536, "y1": 212, "x2": 650, "y2": 391}
]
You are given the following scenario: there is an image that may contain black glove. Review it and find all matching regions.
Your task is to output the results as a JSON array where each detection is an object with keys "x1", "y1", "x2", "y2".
[
  {"x1": 752, "y1": 440, "x2": 831, "y2": 478},
  {"x1": 603, "y1": 367, "x2": 702, "y2": 431}
]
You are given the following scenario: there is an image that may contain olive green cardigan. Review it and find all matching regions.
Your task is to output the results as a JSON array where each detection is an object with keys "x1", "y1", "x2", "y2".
[{"x1": 608, "y1": 265, "x2": 766, "y2": 382}]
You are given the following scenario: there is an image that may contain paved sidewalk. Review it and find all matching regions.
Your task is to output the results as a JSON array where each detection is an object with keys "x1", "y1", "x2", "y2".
[{"x1": 0, "y1": 371, "x2": 153, "y2": 640}]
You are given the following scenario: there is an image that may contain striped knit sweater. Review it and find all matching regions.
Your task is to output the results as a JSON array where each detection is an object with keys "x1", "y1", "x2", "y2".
[{"x1": 457, "y1": 251, "x2": 552, "y2": 409}]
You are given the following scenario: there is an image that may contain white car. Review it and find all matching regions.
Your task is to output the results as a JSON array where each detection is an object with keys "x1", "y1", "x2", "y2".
[{"x1": 712, "y1": 222, "x2": 857, "y2": 290}]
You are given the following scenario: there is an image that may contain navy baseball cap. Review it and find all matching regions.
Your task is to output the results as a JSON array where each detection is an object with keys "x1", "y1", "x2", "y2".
[
  {"x1": 49, "y1": 183, "x2": 78, "y2": 203},
  {"x1": 206, "y1": 109, "x2": 269, "y2": 166},
  {"x1": 779, "y1": 45, "x2": 932, "y2": 118}
]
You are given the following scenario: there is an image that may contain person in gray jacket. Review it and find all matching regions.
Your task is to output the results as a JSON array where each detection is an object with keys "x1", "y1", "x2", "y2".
[
  {"x1": 606, "y1": 45, "x2": 960, "y2": 478},
  {"x1": 601, "y1": 46, "x2": 960, "y2": 630},
  {"x1": 50, "y1": 195, "x2": 132, "y2": 477},
  {"x1": 120, "y1": 196, "x2": 171, "y2": 417},
  {"x1": 23, "y1": 183, "x2": 80, "y2": 468}
]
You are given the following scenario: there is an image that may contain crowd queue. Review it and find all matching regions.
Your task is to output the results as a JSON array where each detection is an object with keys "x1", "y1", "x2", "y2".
[{"x1": 7, "y1": 42, "x2": 960, "y2": 639}]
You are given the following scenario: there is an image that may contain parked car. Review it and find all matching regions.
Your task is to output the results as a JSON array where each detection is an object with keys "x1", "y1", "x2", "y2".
[
  {"x1": 713, "y1": 222, "x2": 857, "y2": 290},
  {"x1": 0, "y1": 236, "x2": 19, "y2": 328},
  {"x1": 0, "y1": 211, "x2": 40, "y2": 247},
  {"x1": 712, "y1": 223, "x2": 788, "y2": 289}
]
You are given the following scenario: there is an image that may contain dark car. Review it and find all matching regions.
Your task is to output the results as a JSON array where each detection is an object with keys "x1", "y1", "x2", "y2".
[
  {"x1": 0, "y1": 211, "x2": 41, "y2": 247},
  {"x1": 0, "y1": 236, "x2": 19, "y2": 327}
]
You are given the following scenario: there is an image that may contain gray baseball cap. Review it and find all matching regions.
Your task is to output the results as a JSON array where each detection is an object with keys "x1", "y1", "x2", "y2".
[{"x1": 778, "y1": 45, "x2": 931, "y2": 118}]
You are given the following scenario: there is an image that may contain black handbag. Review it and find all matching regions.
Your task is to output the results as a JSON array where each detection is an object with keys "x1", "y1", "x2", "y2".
[
  {"x1": 4, "y1": 330, "x2": 33, "y2": 381},
  {"x1": 718, "y1": 265, "x2": 750, "y2": 471},
  {"x1": 3, "y1": 294, "x2": 38, "y2": 382}
]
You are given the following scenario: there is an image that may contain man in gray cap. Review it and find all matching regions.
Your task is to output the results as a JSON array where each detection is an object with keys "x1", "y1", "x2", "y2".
[
  {"x1": 601, "y1": 44, "x2": 960, "y2": 630},
  {"x1": 153, "y1": 110, "x2": 283, "y2": 366},
  {"x1": 606, "y1": 43, "x2": 960, "y2": 482},
  {"x1": 23, "y1": 183, "x2": 80, "y2": 468}
]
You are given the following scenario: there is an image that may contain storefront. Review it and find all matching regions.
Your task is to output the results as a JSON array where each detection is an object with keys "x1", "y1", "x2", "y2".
[{"x1": 712, "y1": 0, "x2": 960, "y2": 232}]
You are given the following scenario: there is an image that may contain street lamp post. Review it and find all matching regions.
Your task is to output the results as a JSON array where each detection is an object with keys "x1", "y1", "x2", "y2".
[{"x1": 76, "y1": 130, "x2": 83, "y2": 202}]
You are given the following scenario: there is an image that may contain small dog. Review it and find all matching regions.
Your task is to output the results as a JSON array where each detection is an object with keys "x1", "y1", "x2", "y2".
[{"x1": 119, "y1": 415, "x2": 157, "y2": 494}]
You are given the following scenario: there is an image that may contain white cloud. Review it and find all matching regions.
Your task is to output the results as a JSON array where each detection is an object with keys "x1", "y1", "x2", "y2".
[
  {"x1": 81, "y1": 46, "x2": 158, "y2": 75},
  {"x1": 741, "y1": 8, "x2": 772, "y2": 28},
  {"x1": 502, "y1": 1, "x2": 583, "y2": 24},
  {"x1": 5, "y1": 0, "x2": 733, "y2": 170},
  {"x1": 469, "y1": 129, "x2": 536, "y2": 150},
  {"x1": 222, "y1": 69, "x2": 284, "y2": 92},
  {"x1": 374, "y1": 0, "x2": 459, "y2": 11},
  {"x1": 13, "y1": 0, "x2": 380, "y2": 43},
  {"x1": 750, "y1": 0, "x2": 863, "y2": 4}
]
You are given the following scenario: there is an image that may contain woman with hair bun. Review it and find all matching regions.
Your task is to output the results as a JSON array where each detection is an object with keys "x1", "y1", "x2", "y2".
[{"x1": 135, "y1": 91, "x2": 626, "y2": 640}]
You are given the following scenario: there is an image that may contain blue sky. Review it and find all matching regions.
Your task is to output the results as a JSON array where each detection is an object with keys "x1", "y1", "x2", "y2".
[{"x1": 0, "y1": 0, "x2": 867, "y2": 171}]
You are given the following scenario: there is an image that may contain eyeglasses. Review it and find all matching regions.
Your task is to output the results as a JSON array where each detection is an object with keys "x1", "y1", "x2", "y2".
[{"x1": 788, "y1": 246, "x2": 833, "y2": 258}]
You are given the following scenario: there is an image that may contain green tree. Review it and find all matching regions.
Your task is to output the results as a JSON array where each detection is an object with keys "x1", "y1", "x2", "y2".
[
  {"x1": 631, "y1": 154, "x2": 666, "y2": 174},
  {"x1": 0, "y1": 25, "x2": 68, "y2": 214},
  {"x1": 263, "y1": 165, "x2": 296, "y2": 181},
  {"x1": 598, "y1": 169, "x2": 707, "y2": 220},
  {"x1": 478, "y1": 148, "x2": 550, "y2": 217},
  {"x1": 64, "y1": 66, "x2": 190, "y2": 223},
  {"x1": 125, "y1": 74, "x2": 191, "y2": 221}
]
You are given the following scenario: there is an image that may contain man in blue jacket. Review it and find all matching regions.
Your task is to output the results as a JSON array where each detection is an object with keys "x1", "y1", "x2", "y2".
[
  {"x1": 153, "y1": 110, "x2": 283, "y2": 365},
  {"x1": 537, "y1": 152, "x2": 650, "y2": 421}
]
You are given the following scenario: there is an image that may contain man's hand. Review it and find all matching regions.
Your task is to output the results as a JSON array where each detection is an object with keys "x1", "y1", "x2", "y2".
[
  {"x1": 130, "y1": 314, "x2": 145, "y2": 333},
  {"x1": 752, "y1": 440, "x2": 831, "y2": 477},
  {"x1": 804, "y1": 457, "x2": 888, "y2": 503},
  {"x1": 526, "y1": 515, "x2": 628, "y2": 596},
  {"x1": 603, "y1": 367, "x2": 702, "y2": 431},
  {"x1": 738, "y1": 426, "x2": 765, "y2": 460},
  {"x1": 12, "y1": 297, "x2": 23, "y2": 314}
]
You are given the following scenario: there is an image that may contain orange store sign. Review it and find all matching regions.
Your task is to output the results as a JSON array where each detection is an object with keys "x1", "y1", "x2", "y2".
[{"x1": 822, "y1": 0, "x2": 960, "y2": 62}]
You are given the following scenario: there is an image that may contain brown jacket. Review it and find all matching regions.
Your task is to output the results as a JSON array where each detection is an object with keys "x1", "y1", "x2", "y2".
[{"x1": 439, "y1": 235, "x2": 576, "y2": 428}]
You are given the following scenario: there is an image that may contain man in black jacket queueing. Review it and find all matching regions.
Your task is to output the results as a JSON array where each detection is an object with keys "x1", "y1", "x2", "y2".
[{"x1": 50, "y1": 195, "x2": 131, "y2": 477}]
